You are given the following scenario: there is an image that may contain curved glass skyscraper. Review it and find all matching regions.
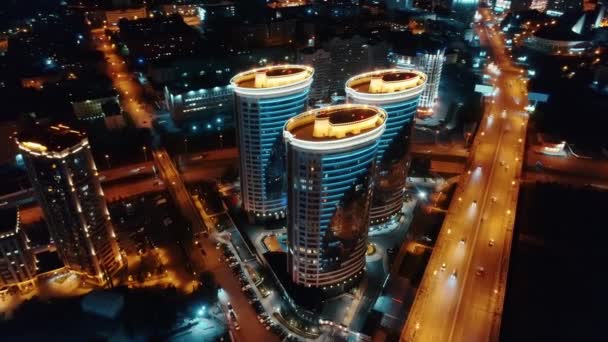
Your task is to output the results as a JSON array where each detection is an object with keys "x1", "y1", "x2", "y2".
[
  {"x1": 346, "y1": 69, "x2": 427, "y2": 226},
  {"x1": 231, "y1": 65, "x2": 314, "y2": 222},
  {"x1": 284, "y1": 104, "x2": 386, "y2": 289}
]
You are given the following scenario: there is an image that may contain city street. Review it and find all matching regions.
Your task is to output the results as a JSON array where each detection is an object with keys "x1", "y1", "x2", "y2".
[
  {"x1": 91, "y1": 28, "x2": 154, "y2": 129},
  {"x1": 401, "y1": 8, "x2": 528, "y2": 342},
  {"x1": 153, "y1": 148, "x2": 282, "y2": 341}
]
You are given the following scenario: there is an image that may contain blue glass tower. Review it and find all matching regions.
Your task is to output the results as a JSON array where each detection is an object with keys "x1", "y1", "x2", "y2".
[
  {"x1": 346, "y1": 69, "x2": 427, "y2": 226},
  {"x1": 231, "y1": 65, "x2": 314, "y2": 222},
  {"x1": 284, "y1": 104, "x2": 386, "y2": 289}
]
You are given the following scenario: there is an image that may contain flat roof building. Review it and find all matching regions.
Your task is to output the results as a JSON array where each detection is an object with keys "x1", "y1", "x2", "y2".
[
  {"x1": 284, "y1": 104, "x2": 386, "y2": 290},
  {"x1": 0, "y1": 208, "x2": 37, "y2": 290},
  {"x1": 231, "y1": 65, "x2": 314, "y2": 222},
  {"x1": 346, "y1": 69, "x2": 427, "y2": 226},
  {"x1": 164, "y1": 74, "x2": 234, "y2": 127}
]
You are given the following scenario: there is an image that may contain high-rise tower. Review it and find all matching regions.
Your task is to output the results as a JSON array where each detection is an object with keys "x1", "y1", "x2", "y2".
[
  {"x1": 388, "y1": 35, "x2": 444, "y2": 117},
  {"x1": 231, "y1": 65, "x2": 314, "y2": 222},
  {"x1": 17, "y1": 124, "x2": 122, "y2": 285},
  {"x1": 284, "y1": 104, "x2": 386, "y2": 289},
  {"x1": 297, "y1": 48, "x2": 332, "y2": 102},
  {"x1": 346, "y1": 69, "x2": 427, "y2": 226}
]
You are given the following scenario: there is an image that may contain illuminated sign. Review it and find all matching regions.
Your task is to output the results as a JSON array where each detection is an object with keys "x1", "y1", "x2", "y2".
[
  {"x1": 494, "y1": 0, "x2": 511, "y2": 10},
  {"x1": 20, "y1": 141, "x2": 48, "y2": 153},
  {"x1": 474, "y1": 84, "x2": 494, "y2": 95}
]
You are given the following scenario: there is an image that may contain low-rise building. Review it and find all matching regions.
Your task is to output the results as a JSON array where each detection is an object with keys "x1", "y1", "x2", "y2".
[
  {"x1": 201, "y1": 0, "x2": 237, "y2": 20},
  {"x1": 164, "y1": 74, "x2": 234, "y2": 127},
  {"x1": 146, "y1": 57, "x2": 230, "y2": 85},
  {"x1": 159, "y1": 3, "x2": 205, "y2": 26},
  {"x1": 118, "y1": 14, "x2": 203, "y2": 64},
  {"x1": 105, "y1": 7, "x2": 148, "y2": 27},
  {"x1": 48, "y1": 79, "x2": 121, "y2": 121},
  {"x1": 0, "y1": 208, "x2": 37, "y2": 290},
  {"x1": 70, "y1": 92, "x2": 121, "y2": 121}
]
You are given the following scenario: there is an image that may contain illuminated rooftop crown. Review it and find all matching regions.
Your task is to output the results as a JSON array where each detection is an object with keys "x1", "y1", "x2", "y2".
[
  {"x1": 345, "y1": 69, "x2": 427, "y2": 104},
  {"x1": 17, "y1": 124, "x2": 88, "y2": 158},
  {"x1": 231, "y1": 65, "x2": 314, "y2": 89},
  {"x1": 284, "y1": 104, "x2": 387, "y2": 147}
]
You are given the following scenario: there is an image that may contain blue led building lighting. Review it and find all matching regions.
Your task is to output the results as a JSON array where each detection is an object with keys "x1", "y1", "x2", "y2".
[
  {"x1": 346, "y1": 69, "x2": 427, "y2": 226},
  {"x1": 231, "y1": 65, "x2": 314, "y2": 222},
  {"x1": 284, "y1": 104, "x2": 386, "y2": 288}
]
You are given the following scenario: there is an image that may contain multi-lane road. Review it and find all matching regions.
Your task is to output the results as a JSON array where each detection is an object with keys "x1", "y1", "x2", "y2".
[{"x1": 401, "y1": 8, "x2": 528, "y2": 342}]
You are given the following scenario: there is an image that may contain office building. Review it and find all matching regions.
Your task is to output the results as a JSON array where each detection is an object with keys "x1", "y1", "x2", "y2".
[
  {"x1": 231, "y1": 65, "x2": 314, "y2": 222},
  {"x1": 159, "y1": 3, "x2": 204, "y2": 27},
  {"x1": 547, "y1": 0, "x2": 582, "y2": 15},
  {"x1": 346, "y1": 69, "x2": 427, "y2": 226},
  {"x1": 64, "y1": 80, "x2": 121, "y2": 122},
  {"x1": 164, "y1": 74, "x2": 234, "y2": 127},
  {"x1": 118, "y1": 14, "x2": 203, "y2": 64},
  {"x1": 71, "y1": 94, "x2": 120, "y2": 121},
  {"x1": 0, "y1": 208, "x2": 37, "y2": 290},
  {"x1": 530, "y1": 0, "x2": 549, "y2": 11},
  {"x1": 17, "y1": 124, "x2": 122, "y2": 285},
  {"x1": 284, "y1": 104, "x2": 386, "y2": 289},
  {"x1": 201, "y1": 0, "x2": 237, "y2": 20},
  {"x1": 388, "y1": 34, "x2": 444, "y2": 117},
  {"x1": 104, "y1": 7, "x2": 148, "y2": 27}
]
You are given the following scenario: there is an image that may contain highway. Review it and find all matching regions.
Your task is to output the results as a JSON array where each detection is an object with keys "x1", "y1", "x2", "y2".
[{"x1": 401, "y1": 8, "x2": 528, "y2": 342}]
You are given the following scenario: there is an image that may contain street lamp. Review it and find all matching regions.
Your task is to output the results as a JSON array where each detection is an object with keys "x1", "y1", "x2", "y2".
[
  {"x1": 142, "y1": 146, "x2": 147, "y2": 162},
  {"x1": 412, "y1": 322, "x2": 421, "y2": 340},
  {"x1": 104, "y1": 154, "x2": 111, "y2": 169},
  {"x1": 464, "y1": 132, "x2": 472, "y2": 146},
  {"x1": 219, "y1": 134, "x2": 223, "y2": 149},
  {"x1": 184, "y1": 138, "x2": 188, "y2": 154}
]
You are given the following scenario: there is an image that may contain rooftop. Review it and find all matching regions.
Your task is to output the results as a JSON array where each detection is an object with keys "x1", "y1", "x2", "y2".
[
  {"x1": 231, "y1": 65, "x2": 313, "y2": 89},
  {"x1": 389, "y1": 32, "x2": 446, "y2": 56},
  {"x1": 533, "y1": 26, "x2": 589, "y2": 42},
  {"x1": 0, "y1": 207, "x2": 18, "y2": 235},
  {"x1": 285, "y1": 105, "x2": 386, "y2": 142},
  {"x1": 51, "y1": 78, "x2": 117, "y2": 103},
  {"x1": 17, "y1": 124, "x2": 86, "y2": 154},
  {"x1": 165, "y1": 73, "x2": 232, "y2": 93},
  {"x1": 346, "y1": 69, "x2": 426, "y2": 95}
]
